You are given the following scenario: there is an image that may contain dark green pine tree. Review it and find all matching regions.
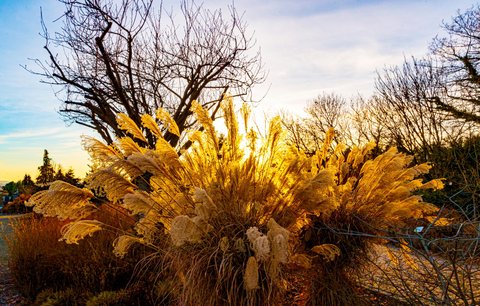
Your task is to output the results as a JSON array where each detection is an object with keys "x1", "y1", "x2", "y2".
[
  {"x1": 36, "y1": 149, "x2": 55, "y2": 186},
  {"x1": 63, "y1": 168, "x2": 80, "y2": 186},
  {"x1": 54, "y1": 167, "x2": 66, "y2": 181},
  {"x1": 20, "y1": 174, "x2": 37, "y2": 195}
]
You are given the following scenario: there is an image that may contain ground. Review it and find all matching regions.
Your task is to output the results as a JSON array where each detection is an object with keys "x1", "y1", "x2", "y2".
[{"x1": 0, "y1": 216, "x2": 25, "y2": 305}]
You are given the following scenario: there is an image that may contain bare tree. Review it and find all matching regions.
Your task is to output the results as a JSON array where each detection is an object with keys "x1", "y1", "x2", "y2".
[
  {"x1": 374, "y1": 57, "x2": 471, "y2": 158},
  {"x1": 304, "y1": 93, "x2": 347, "y2": 144},
  {"x1": 31, "y1": 0, "x2": 264, "y2": 147},
  {"x1": 429, "y1": 5, "x2": 480, "y2": 124},
  {"x1": 281, "y1": 93, "x2": 349, "y2": 154},
  {"x1": 280, "y1": 112, "x2": 311, "y2": 154},
  {"x1": 348, "y1": 96, "x2": 387, "y2": 154}
]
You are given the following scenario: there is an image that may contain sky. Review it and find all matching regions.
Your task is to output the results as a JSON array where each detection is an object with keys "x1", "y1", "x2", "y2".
[{"x1": 0, "y1": 0, "x2": 476, "y2": 183}]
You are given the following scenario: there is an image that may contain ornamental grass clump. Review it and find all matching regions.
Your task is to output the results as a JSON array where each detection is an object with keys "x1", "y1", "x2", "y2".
[
  {"x1": 4, "y1": 207, "x2": 146, "y2": 302},
  {"x1": 27, "y1": 97, "x2": 443, "y2": 305},
  {"x1": 296, "y1": 135, "x2": 444, "y2": 304}
]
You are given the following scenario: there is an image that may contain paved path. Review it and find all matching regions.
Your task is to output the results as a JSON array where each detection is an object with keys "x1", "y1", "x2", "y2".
[{"x1": 0, "y1": 215, "x2": 25, "y2": 305}]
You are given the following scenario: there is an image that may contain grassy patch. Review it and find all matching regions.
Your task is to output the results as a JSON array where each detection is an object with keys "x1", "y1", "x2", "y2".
[{"x1": 4, "y1": 210, "x2": 157, "y2": 303}]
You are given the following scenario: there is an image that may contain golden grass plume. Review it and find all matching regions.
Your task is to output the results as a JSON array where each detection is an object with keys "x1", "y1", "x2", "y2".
[{"x1": 27, "y1": 97, "x2": 444, "y2": 305}]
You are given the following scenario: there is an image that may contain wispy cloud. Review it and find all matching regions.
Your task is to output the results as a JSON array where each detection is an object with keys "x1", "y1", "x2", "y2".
[
  {"x1": 0, "y1": 127, "x2": 63, "y2": 144},
  {"x1": 235, "y1": 0, "x2": 475, "y2": 116}
]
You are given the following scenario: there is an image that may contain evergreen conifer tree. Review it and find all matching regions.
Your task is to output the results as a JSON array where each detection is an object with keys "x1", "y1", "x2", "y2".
[
  {"x1": 36, "y1": 150, "x2": 55, "y2": 186},
  {"x1": 64, "y1": 168, "x2": 80, "y2": 186},
  {"x1": 20, "y1": 174, "x2": 36, "y2": 195},
  {"x1": 54, "y1": 167, "x2": 65, "y2": 181}
]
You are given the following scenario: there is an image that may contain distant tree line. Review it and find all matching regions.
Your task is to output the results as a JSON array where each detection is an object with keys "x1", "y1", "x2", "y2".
[
  {"x1": 1, "y1": 149, "x2": 81, "y2": 214},
  {"x1": 36, "y1": 149, "x2": 80, "y2": 187}
]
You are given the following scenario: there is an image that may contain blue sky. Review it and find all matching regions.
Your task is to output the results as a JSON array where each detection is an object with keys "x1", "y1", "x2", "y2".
[
  {"x1": 0, "y1": 0, "x2": 476, "y2": 182},
  {"x1": 0, "y1": 0, "x2": 92, "y2": 182}
]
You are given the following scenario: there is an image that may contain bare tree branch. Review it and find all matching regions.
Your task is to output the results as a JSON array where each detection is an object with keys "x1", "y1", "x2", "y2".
[{"x1": 30, "y1": 0, "x2": 265, "y2": 147}]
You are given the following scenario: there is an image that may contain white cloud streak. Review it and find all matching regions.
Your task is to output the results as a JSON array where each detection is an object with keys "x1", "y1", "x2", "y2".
[{"x1": 0, "y1": 128, "x2": 63, "y2": 143}]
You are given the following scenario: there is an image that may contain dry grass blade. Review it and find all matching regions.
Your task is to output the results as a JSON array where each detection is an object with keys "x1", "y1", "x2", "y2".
[
  {"x1": 156, "y1": 108, "x2": 180, "y2": 137},
  {"x1": 87, "y1": 170, "x2": 135, "y2": 202},
  {"x1": 117, "y1": 113, "x2": 147, "y2": 142},
  {"x1": 141, "y1": 113, "x2": 163, "y2": 138},
  {"x1": 113, "y1": 235, "x2": 143, "y2": 258},
  {"x1": 117, "y1": 136, "x2": 145, "y2": 155},
  {"x1": 60, "y1": 220, "x2": 103, "y2": 244},
  {"x1": 245, "y1": 256, "x2": 259, "y2": 290},
  {"x1": 311, "y1": 244, "x2": 341, "y2": 262},
  {"x1": 82, "y1": 136, "x2": 123, "y2": 163},
  {"x1": 26, "y1": 181, "x2": 96, "y2": 220},
  {"x1": 191, "y1": 100, "x2": 218, "y2": 150}
]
